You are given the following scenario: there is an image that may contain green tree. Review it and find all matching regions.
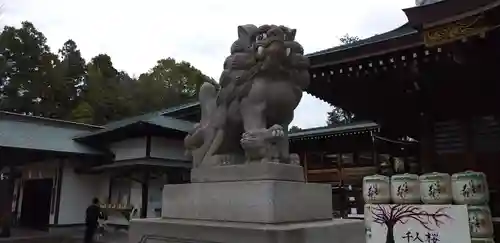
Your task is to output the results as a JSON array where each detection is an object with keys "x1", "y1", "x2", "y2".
[
  {"x1": 0, "y1": 22, "x2": 62, "y2": 117},
  {"x1": 327, "y1": 107, "x2": 355, "y2": 126},
  {"x1": 0, "y1": 21, "x2": 216, "y2": 125},
  {"x1": 58, "y1": 40, "x2": 86, "y2": 95},
  {"x1": 289, "y1": 125, "x2": 302, "y2": 133},
  {"x1": 326, "y1": 34, "x2": 360, "y2": 126},
  {"x1": 77, "y1": 54, "x2": 134, "y2": 124},
  {"x1": 70, "y1": 101, "x2": 94, "y2": 124},
  {"x1": 339, "y1": 34, "x2": 361, "y2": 45},
  {"x1": 134, "y1": 58, "x2": 214, "y2": 113}
]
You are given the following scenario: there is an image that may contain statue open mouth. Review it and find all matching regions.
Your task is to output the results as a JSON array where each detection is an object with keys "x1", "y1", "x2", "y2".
[{"x1": 257, "y1": 41, "x2": 291, "y2": 59}]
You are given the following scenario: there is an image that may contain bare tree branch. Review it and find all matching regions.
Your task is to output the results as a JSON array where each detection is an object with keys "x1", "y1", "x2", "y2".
[{"x1": 371, "y1": 204, "x2": 453, "y2": 230}]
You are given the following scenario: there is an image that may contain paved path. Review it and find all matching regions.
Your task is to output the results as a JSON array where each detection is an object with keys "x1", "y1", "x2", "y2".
[{"x1": 95, "y1": 230, "x2": 128, "y2": 243}]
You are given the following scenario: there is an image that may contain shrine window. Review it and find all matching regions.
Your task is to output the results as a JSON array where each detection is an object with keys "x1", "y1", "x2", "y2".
[
  {"x1": 340, "y1": 153, "x2": 355, "y2": 168},
  {"x1": 306, "y1": 152, "x2": 328, "y2": 169},
  {"x1": 472, "y1": 115, "x2": 500, "y2": 152},
  {"x1": 434, "y1": 120, "x2": 466, "y2": 154},
  {"x1": 357, "y1": 152, "x2": 374, "y2": 166}
]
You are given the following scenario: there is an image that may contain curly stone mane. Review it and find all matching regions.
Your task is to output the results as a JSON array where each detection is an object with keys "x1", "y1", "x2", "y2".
[{"x1": 216, "y1": 24, "x2": 310, "y2": 108}]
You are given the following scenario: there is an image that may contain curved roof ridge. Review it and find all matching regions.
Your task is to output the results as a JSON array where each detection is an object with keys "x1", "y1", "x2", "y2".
[
  {"x1": 0, "y1": 111, "x2": 103, "y2": 130},
  {"x1": 306, "y1": 23, "x2": 416, "y2": 58}
]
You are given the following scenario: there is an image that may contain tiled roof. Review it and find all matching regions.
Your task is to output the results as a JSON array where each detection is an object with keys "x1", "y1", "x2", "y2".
[
  {"x1": 0, "y1": 111, "x2": 103, "y2": 154},
  {"x1": 159, "y1": 101, "x2": 200, "y2": 116},
  {"x1": 142, "y1": 116, "x2": 194, "y2": 133},
  {"x1": 289, "y1": 121, "x2": 379, "y2": 140},
  {"x1": 74, "y1": 115, "x2": 195, "y2": 141},
  {"x1": 306, "y1": 23, "x2": 418, "y2": 62},
  {"x1": 102, "y1": 101, "x2": 199, "y2": 130}
]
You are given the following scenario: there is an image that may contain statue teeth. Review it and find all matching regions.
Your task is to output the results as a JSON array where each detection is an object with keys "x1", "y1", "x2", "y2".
[{"x1": 286, "y1": 48, "x2": 291, "y2": 56}]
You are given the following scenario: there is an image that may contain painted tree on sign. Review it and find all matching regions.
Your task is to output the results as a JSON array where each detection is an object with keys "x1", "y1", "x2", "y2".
[{"x1": 370, "y1": 205, "x2": 452, "y2": 243}]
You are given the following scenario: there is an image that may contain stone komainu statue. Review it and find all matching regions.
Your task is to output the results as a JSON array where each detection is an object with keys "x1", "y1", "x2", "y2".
[{"x1": 184, "y1": 24, "x2": 310, "y2": 167}]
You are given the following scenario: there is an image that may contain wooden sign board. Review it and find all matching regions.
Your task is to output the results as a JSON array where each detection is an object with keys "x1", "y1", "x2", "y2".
[{"x1": 365, "y1": 204, "x2": 470, "y2": 243}]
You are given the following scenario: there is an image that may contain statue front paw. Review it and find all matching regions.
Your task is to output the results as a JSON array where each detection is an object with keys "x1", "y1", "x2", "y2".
[
  {"x1": 289, "y1": 153, "x2": 300, "y2": 165},
  {"x1": 268, "y1": 124, "x2": 285, "y2": 140},
  {"x1": 240, "y1": 129, "x2": 268, "y2": 162},
  {"x1": 240, "y1": 125, "x2": 288, "y2": 163}
]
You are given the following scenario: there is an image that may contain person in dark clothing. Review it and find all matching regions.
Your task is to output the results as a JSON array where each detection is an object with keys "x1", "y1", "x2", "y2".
[{"x1": 84, "y1": 198, "x2": 102, "y2": 243}]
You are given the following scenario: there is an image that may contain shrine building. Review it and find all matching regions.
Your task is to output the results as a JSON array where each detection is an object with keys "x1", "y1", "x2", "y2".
[{"x1": 305, "y1": 0, "x2": 500, "y2": 236}]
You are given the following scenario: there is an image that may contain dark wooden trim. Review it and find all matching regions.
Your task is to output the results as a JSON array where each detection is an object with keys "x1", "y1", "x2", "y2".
[
  {"x1": 111, "y1": 157, "x2": 149, "y2": 163},
  {"x1": 309, "y1": 33, "x2": 422, "y2": 69},
  {"x1": 107, "y1": 176, "x2": 113, "y2": 203},
  {"x1": 146, "y1": 135, "x2": 152, "y2": 158},
  {"x1": 82, "y1": 157, "x2": 192, "y2": 174},
  {"x1": 370, "y1": 131, "x2": 379, "y2": 172},
  {"x1": 404, "y1": 0, "x2": 500, "y2": 28},
  {"x1": 303, "y1": 152, "x2": 308, "y2": 182},
  {"x1": 13, "y1": 179, "x2": 22, "y2": 225},
  {"x1": 140, "y1": 172, "x2": 150, "y2": 218},
  {"x1": 114, "y1": 156, "x2": 190, "y2": 165},
  {"x1": 48, "y1": 223, "x2": 84, "y2": 228},
  {"x1": 53, "y1": 160, "x2": 64, "y2": 225}
]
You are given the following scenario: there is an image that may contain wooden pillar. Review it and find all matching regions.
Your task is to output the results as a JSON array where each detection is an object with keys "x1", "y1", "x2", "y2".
[
  {"x1": 419, "y1": 113, "x2": 435, "y2": 173},
  {"x1": 338, "y1": 152, "x2": 347, "y2": 217},
  {"x1": 370, "y1": 131, "x2": 379, "y2": 171},
  {"x1": 140, "y1": 171, "x2": 150, "y2": 219},
  {"x1": 0, "y1": 166, "x2": 15, "y2": 238},
  {"x1": 303, "y1": 152, "x2": 308, "y2": 182}
]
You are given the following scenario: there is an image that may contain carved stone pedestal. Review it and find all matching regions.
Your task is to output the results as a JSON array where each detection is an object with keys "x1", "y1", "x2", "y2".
[
  {"x1": 129, "y1": 163, "x2": 365, "y2": 243},
  {"x1": 129, "y1": 218, "x2": 364, "y2": 243}
]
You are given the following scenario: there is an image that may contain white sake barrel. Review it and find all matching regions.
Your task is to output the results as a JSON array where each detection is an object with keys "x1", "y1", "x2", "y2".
[
  {"x1": 468, "y1": 205, "x2": 494, "y2": 238},
  {"x1": 363, "y1": 174, "x2": 390, "y2": 204},
  {"x1": 391, "y1": 173, "x2": 420, "y2": 204},
  {"x1": 419, "y1": 172, "x2": 452, "y2": 204},
  {"x1": 452, "y1": 171, "x2": 489, "y2": 205}
]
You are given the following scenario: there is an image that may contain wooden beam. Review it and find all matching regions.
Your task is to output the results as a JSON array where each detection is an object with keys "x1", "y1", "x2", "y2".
[
  {"x1": 303, "y1": 152, "x2": 308, "y2": 182},
  {"x1": 371, "y1": 131, "x2": 379, "y2": 172},
  {"x1": 140, "y1": 171, "x2": 150, "y2": 218}
]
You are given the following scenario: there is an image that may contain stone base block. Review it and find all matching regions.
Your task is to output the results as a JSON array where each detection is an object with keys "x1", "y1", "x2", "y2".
[
  {"x1": 129, "y1": 218, "x2": 365, "y2": 243},
  {"x1": 162, "y1": 180, "x2": 332, "y2": 223},
  {"x1": 190, "y1": 163, "x2": 305, "y2": 183}
]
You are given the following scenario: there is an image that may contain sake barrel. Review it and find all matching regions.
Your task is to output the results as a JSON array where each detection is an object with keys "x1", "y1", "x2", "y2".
[
  {"x1": 468, "y1": 205, "x2": 494, "y2": 238},
  {"x1": 363, "y1": 174, "x2": 390, "y2": 204},
  {"x1": 452, "y1": 171, "x2": 489, "y2": 205},
  {"x1": 419, "y1": 172, "x2": 452, "y2": 204},
  {"x1": 390, "y1": 173, "x2": 420, "y2": 204}
]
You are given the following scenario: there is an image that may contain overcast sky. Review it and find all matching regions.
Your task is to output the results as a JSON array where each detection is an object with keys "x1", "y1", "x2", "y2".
[{"x1": 3, "y1": 0, "x2": 415, "y2": 128}]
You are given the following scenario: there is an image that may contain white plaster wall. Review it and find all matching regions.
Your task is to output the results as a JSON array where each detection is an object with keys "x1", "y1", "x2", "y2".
[
  {"x1": 147, "y1": 178, "x2": 165, "y2": 218},
  {"x1": 57, "y1": 161, "x2": 110, "y2": 225},
  {"x1": 109, "y1": 137, "x2": 147, "y2": 161},
  {"x1": 96, "y1": 175, "x2": 110, "y2": 202},
  {"x1": 150, "y1": 137, "x2": 189, "y2": 161}
]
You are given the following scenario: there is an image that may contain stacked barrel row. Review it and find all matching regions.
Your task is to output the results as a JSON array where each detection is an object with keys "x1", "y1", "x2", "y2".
[{"x1": 363, "y1": 171, "x2": 494, "y2": 243}]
